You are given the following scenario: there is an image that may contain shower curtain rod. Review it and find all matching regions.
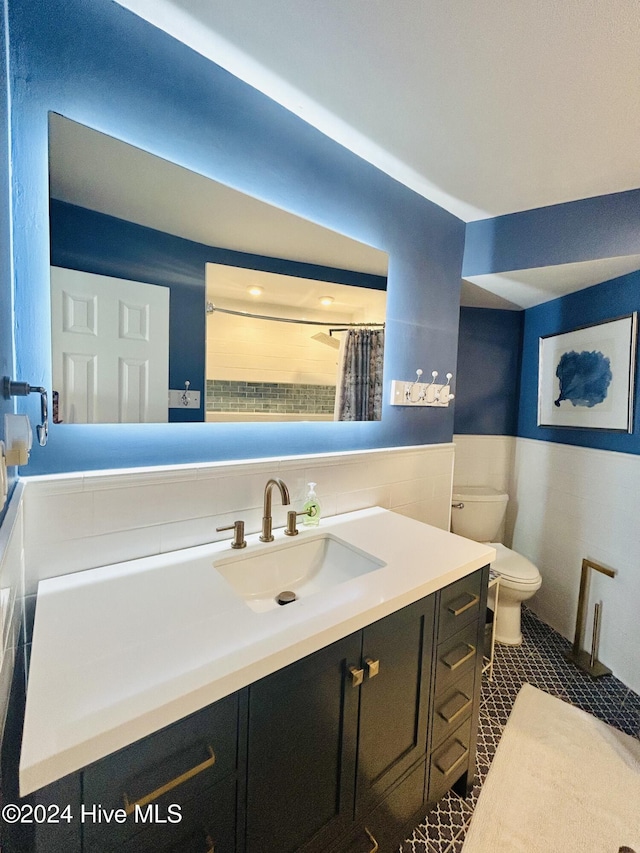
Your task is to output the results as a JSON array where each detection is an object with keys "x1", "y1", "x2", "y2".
[{"x1": 206, "y1": 302, "x2": 384, "y2": 329}]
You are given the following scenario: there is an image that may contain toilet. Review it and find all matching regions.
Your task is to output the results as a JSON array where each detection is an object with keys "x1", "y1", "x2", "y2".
[{"x1": 450, "y1": 486, "x2": 542, "y2": 646}]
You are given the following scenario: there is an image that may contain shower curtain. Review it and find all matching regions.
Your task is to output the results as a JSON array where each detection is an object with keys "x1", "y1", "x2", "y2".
[{"x1": 334, "y1": 328, "x2": 384, "y2": 421}]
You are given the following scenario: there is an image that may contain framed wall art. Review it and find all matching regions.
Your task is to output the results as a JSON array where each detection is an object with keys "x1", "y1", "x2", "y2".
[{"x1": 538, "y1": 313, "x2": 637, "y2": 432}]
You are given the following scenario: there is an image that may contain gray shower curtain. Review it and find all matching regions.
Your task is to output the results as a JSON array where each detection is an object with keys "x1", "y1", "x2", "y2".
[{"x1": 335, "y1": 328, "x2": 384, "y2": 421}]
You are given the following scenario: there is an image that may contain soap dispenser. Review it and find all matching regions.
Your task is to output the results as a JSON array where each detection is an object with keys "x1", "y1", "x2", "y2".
[{"x1": 303, "y1": 482, "x2": 321, "y2": 526}]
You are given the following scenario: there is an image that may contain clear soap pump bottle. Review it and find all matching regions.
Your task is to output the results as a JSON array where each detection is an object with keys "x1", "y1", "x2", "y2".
[{"x1": 303, "y1": 482, "x2": 321, "y2": 526}]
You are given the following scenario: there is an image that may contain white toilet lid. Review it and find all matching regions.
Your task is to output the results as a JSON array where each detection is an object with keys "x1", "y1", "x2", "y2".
[
  {"x1": 452, "y1": 486, "x2": 508, "y2": 503},
  {"x1": 490, "y1": 543, "x2": 540, "y2": 584}
]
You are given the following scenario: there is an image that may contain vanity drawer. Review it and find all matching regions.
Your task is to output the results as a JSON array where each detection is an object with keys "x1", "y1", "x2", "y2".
[
  {"x1": 84, "y1": 692, "x2": 239, "y2": 852},
  {"x1": 115, "y1": 775, "x2": 237, "y2": 853},
  {"x1": 438, "y1": 570, "x2": 483, "y2": 643},
  {"x1": 434, "y1": 621, "x2": 479, "y2": 697},
  {"x1": 431, "y1": 666, "x2": 475, "y2": 750},
  {"x1": 428, "y1": 718, "x2": 472, "y2": 804}
]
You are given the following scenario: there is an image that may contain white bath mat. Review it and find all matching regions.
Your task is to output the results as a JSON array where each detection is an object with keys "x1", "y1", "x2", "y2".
[{"x1": 462, "y1": 683, "x2": 640, "y2": 853}]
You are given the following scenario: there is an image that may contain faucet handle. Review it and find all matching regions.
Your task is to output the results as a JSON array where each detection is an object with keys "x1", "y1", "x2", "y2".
[
  {"x1": 284, "y1": 508, "x2": 313, "y2": 537},
  {"x1": 216, "y1": 520, "x2": 247, "y2": 549}
]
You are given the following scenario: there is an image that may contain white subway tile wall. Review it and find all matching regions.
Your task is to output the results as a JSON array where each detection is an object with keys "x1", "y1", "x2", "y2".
[
  {"x1": 452, "y1": 435, "x2": 516, "y2": 543},
  {"x1": 509, "y1": 438, "x2": 640, "y2": 695},
  {"x1": 454, "y1": 435, "x2": 640, "y2": 696},
  {"x1": 0, "y1": 483, "x2": 25, "y2": 738}
]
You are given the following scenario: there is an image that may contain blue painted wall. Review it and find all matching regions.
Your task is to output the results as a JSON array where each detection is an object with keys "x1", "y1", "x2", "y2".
[
  {"x1": 454, "y1": 308, "x2": 523, "y2": 436},
  {"x1": 463, "y1": 188, "x2": 640, "y2": 276},
  {"x1": 5, "y1": 0, "x2": 465, "y2": 475},
  {"x1": 462, "y1": 189, "x2": 640, "y2": 455},
  {"x1": 0, "y1": 0, "x2": 17, "y2": 520},
  {"x1": 519, "y1": 270, "x2": 640, "y2": 455}
]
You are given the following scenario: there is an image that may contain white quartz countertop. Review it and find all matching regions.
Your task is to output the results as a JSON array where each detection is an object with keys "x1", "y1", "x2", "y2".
[{"x1": 20, "y1": 507, "x2": 495, "y2": 796}]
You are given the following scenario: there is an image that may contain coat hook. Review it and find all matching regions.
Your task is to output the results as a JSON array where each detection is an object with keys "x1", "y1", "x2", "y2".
[{"x1": 405, "y1": 369, "x2": 424, "y2": 403}]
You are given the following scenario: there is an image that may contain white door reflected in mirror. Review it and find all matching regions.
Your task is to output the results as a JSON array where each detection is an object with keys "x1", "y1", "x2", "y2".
[{"x1": 50, "y1": 267, "x2": 170, "y2": 423}]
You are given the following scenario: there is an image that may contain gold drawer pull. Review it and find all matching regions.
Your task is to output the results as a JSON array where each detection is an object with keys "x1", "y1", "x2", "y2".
[
  {"x1": 364, "y1": 827, "x2": 379, "y2": 852},
  {"x1": 349, "y1": 665, "x2": 364, "y2": 687},
  {"x1": 442, "y1": 643, "x2": 476, "y2": 671},
  {"x1": 123, "y1": 745, "x2": 216, "y2": 815},
  {"x1": 448, "y1": 592, "x2": 480, "y2": 617},
  {"x1": 365, "y1": 657, "x2": 380, "y2": 679},
  {"x1": 205, "y1": 831, "x2": 215, "y2": 853},
  {"x1": 438, "y1": 691, "x2": 472, "y2": 725},
  {"x1": 435, "y1": 739, "x2": 469, "y2": 776}
]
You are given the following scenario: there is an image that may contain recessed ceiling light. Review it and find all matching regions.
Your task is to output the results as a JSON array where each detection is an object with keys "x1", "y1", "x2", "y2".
[
  {"x1": 319, "y1": 296, "x2": 334, "y2": 306},
  {"x1": 248, "y1": 286, "x2": 263, "y2": 297}
]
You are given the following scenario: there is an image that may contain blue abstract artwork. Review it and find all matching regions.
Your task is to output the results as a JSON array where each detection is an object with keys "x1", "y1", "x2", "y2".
[
  {"x1": 554, "y1": 350, "x2": 612, "y2": 408},
  {"x1": 538, "y1": 314, "x2": 636, "y2": 431}
]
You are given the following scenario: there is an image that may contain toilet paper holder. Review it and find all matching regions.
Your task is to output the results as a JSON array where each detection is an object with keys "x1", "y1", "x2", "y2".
[{"x1": 2, "y1": 377, "x2": 49, "y2": 446}]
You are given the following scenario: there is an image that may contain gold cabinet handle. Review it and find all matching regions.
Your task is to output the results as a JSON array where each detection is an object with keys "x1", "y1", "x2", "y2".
[
  {"x1": 123, "y1": 745, "x2": 216, "y2": 815},
  {"x1": 205, "y1": 832, "x2": 215, "y2": 853},
  {"x1": 364, "y1": 826, "x2": 379, "y2": 852},
  {"x1": 365, "y1": 657, "x2": 380, "y2": 679},
  {"x1": 437, "y1": 691, "x2": 472, "y2": 725},
  {"x1": 442, "y1": 643, "x2": 476, "y2": 671},
  {"x1": 448, "y1": 592, "x2": 480, "y2": 616},
  {"x1": 349, "y1": 665, "x2": 364, "y2": 687},
  {"x1": 435, "y1": 739, "x2": 469, "y2": 777}
]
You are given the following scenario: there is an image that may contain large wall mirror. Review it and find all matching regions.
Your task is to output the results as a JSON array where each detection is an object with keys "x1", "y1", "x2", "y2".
[{"x1": 48, "y1": 114, "x2": 388, "y2": 425}]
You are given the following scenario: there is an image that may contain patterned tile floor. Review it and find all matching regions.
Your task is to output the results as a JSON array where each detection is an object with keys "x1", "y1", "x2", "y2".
[{"x1": 400, "y1": 606, "x2": 640, "y2": 853}]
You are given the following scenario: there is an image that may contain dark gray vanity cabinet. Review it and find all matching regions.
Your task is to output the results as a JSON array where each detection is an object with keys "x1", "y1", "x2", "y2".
[
  {"x1": 428, "y1": 570, "x2": 485, "y2": 804},
  {"x1": 17, "y1": 567, "x2": 487, "y2": 853},
  {"x1": 245, "y1": 595, "x2": 436, "y2": 853},
  {"x1": 245, "y1": 633, "x2": 362, "y2": 853}
]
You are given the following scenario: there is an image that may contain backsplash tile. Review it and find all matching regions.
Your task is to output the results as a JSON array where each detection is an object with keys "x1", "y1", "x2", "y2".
[
  {"x1": 206, "y1": 379, "x2": 336, "y2": 414},
  {"x1": 20, "y1": 444, "x2": 456, "y2": 592}
]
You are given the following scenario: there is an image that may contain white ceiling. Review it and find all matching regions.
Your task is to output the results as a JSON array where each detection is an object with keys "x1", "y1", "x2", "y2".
[{"x1": 102, "y1": 2, "x2": 640, "y2": 305}]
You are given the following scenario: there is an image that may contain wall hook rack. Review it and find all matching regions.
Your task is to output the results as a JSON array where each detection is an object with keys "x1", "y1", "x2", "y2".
[
  {"x1": 390, "y1": 370, "x2": 455, "y2": 408},
  {"x1": 2, "y1": 377, "x2": 49, "y2": 446}
]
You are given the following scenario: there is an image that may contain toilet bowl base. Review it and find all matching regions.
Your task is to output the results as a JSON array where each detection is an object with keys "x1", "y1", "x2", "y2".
[{"x1": 493, "y1": 597, "x2": 526, "y2": 646}]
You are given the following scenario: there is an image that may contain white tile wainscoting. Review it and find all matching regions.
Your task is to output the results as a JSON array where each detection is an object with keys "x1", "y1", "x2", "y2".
[
  {"x1": 454, "y1": 435, "x2": 640, "y2": 696},
  {"x1": 451, "y1": 434, "x2": 516, "y2": 545},
  {"x1": 0, "y1": 483, "x2": 25, "y2": 741}
]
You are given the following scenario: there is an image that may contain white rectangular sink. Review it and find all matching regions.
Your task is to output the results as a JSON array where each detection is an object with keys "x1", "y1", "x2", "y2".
[{"x1": 213, "y1": 533, "x2": 386, "y2": 613}]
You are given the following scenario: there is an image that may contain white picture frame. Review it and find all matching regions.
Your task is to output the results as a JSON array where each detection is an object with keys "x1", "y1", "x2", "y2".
[{"x1": 538, "y1": 313, "x2": 637, "y2": 432}]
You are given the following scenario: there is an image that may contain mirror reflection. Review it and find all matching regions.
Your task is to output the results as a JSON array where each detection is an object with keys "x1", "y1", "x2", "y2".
[
  {"x1": 48, "y1": 114, "x2": 388, "y2": 424},
  {"x1": 206, "y1": 264, "x2": 386, "y2": 422}
]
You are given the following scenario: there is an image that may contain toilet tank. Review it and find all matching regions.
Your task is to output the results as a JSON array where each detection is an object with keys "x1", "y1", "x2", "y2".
[{"x1": 451, "y1": 486, "x2": 508, "y2": 542}]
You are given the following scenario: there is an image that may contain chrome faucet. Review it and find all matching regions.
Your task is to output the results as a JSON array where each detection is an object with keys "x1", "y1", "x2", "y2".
[{"x1": 260, "y1": 478, "x2": 291, "y2": 542}]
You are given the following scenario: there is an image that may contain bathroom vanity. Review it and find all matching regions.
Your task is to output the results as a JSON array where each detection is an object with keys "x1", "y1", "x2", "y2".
[{"x1": 17, "y1": 508, "x2": 493, "y2": 853}]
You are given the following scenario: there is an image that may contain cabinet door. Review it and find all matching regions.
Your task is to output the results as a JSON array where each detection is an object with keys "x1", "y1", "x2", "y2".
[
  {"x1": 355, "y1": 595, "x2": 435, "y2": 815},
  {"x1": 245, "y1": 633, "x2": 361, "y2": 853}
]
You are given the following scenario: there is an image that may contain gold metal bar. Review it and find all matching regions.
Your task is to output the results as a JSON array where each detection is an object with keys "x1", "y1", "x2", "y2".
[
  {"x1": 448, "y1": 593, "x2": 480, "y2": 617},
  {"x1": 572, "y1": 559, "x2": 616, "y2": 655},
  {"x1": 123, "y1": 745, "x2": 215, "y2": 815},
  {"x1": 438, "y1": 692, "x2": 472, "y2": 725},
  {"x1": 566, "y1": 558, "x2": 616, "y2": 677},
  {"x1": 435, "y1": 740, "x2": 469, "y2": 776},
  {"x1": 442, "y1": 644, "x2": 476, "y2": 671},
  {"x1": 364, "y1": 827, "x2": 379, "y2": 852},
  {"x1": 590, "y1": 602, "x2": 602, "y2": 669}
]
